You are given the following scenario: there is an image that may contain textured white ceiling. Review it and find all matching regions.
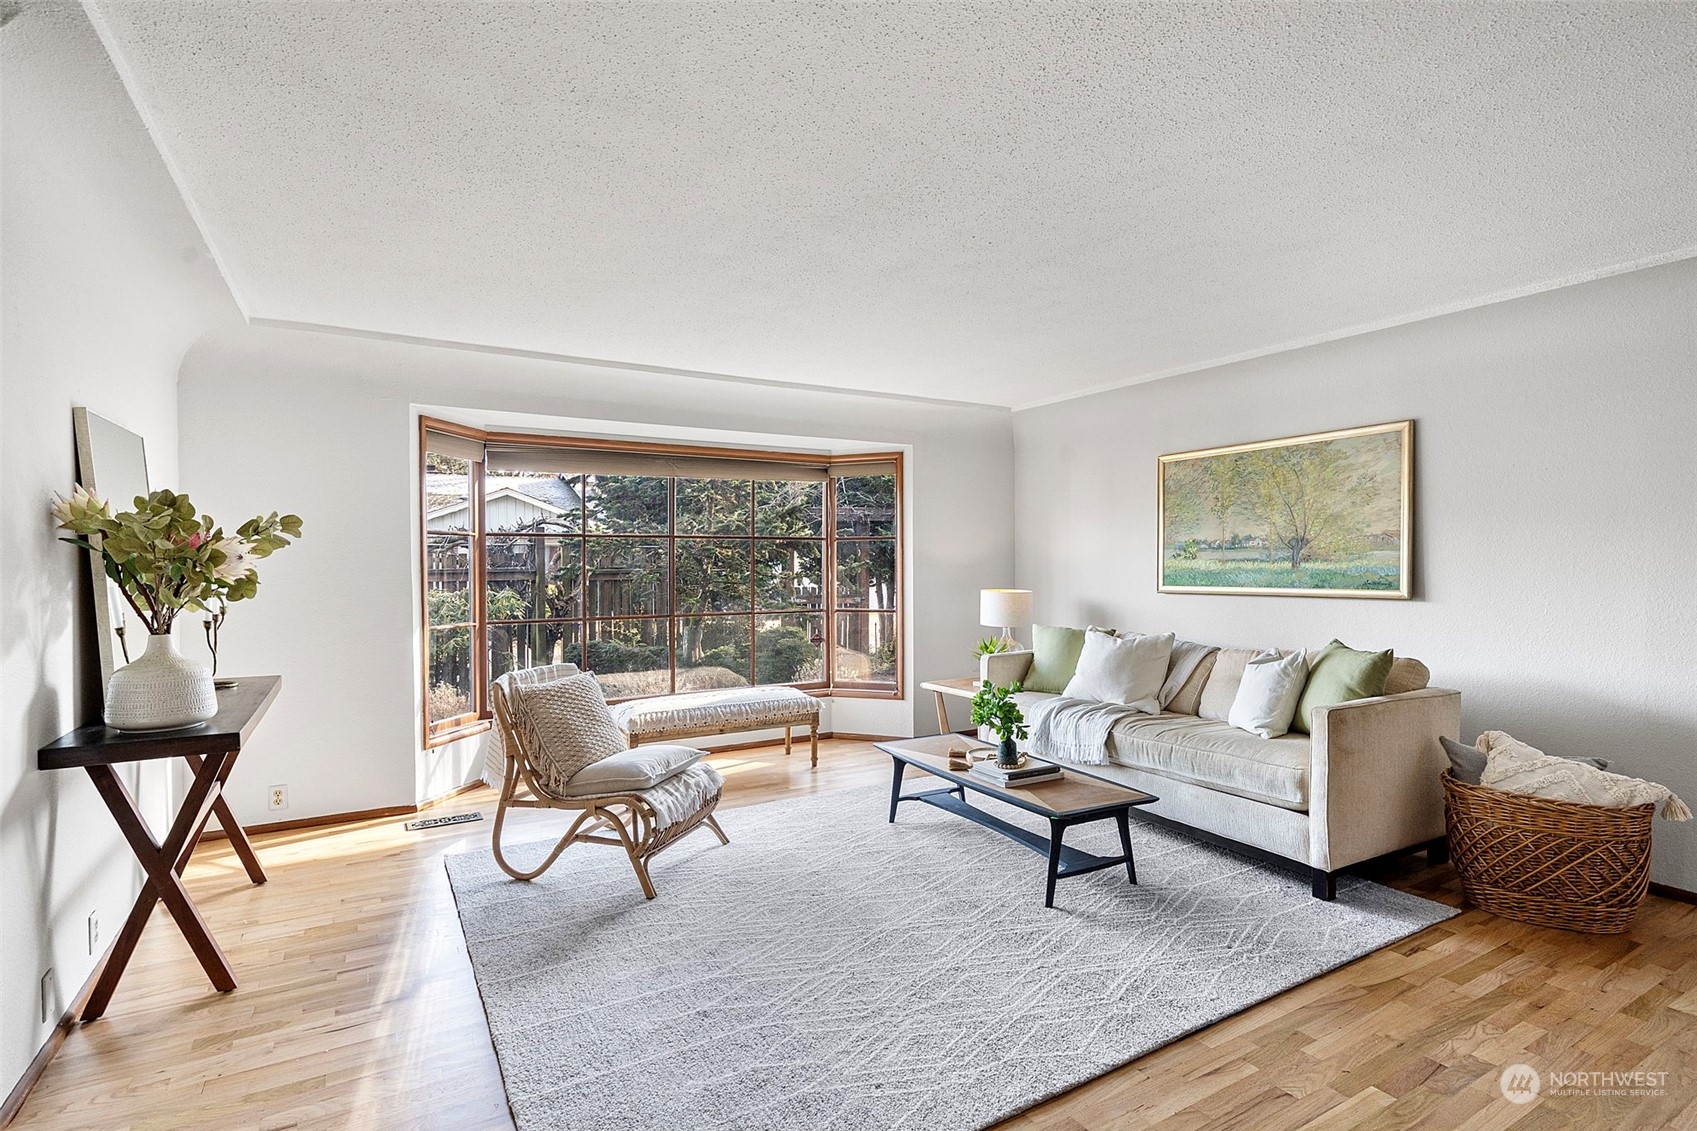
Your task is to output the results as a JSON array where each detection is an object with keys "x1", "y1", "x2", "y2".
[{"x1": 91, "y1": 2, "x2": 1696, "y2": 408}]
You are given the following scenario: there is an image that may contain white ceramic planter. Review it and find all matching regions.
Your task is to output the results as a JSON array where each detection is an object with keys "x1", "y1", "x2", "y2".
[{"x1": 104, "y1": 633, "x2": 218, "y2": 731}]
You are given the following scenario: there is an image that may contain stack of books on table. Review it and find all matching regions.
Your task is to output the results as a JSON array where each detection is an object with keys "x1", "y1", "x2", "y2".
[{"x1": 969, "y1": 758, "x2": 1063, "y2": 788}]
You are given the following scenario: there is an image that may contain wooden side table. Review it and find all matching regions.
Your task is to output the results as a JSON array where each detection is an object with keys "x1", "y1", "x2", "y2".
[
  {"x1": 918, "y1": 677, "x2": 981, "y2": 734},
  {"x1": 37, "y1": 676, "x2": 281, "y2": 1021}
]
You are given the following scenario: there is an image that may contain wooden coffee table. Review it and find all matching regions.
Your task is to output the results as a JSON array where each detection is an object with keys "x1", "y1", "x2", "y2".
[{"x1": 876, "y1": 734, "x2": 1158, "y2": 908}]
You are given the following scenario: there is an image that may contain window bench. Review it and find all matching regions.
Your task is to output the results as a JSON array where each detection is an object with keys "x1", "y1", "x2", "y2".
[{"x1": 609, "y1": 686, "x2": 823, "y2": 766}]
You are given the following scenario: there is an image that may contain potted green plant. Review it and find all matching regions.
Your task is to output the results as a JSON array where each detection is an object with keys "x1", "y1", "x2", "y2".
[
  {"x1": 970, "y1": 679, "x2": 1029, "y2": 767},
  {"x1": 52, "y1": 486, "x2": 302, "y2": 730}
]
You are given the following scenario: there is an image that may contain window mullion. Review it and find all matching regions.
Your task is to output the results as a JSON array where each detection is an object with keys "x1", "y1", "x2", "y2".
[
  {"x1": 668, "y1": 478, "x2": 678, "y2": 695},
  {"x1": 472, "y1": 458, "x2": 489, "y2": 719},
  {"x1": 825, "y1": 476, "x2": 837, "y2": 689}
]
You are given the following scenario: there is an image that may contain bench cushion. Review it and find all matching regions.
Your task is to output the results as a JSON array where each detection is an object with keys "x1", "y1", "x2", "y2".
[{"x1": 610, "y1": 685, "x2": 820, "y2": 738}]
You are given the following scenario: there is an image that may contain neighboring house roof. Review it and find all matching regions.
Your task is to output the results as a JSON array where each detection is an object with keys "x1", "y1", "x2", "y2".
[{"x1": 426, "y1": 474, "x2": 584, "y2": 526}]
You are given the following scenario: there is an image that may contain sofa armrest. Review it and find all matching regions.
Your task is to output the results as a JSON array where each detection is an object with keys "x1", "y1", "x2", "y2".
[
  {"x1": 980, "y1": 649, "x2": 1034, "y2": 687},
  {"x1": 1307, "y1": 687, "x2": 1461, "y2": 872}
]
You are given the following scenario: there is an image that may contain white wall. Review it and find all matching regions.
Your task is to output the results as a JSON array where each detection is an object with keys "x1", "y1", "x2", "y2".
[
  {"x1": 178, "y1": 325, "x2": 1014, "y2": 825},
  {"x1": 1013, "y1": 258, "x2": 1697, "y2": 888},
  {"x1": 0, "y1": 1, "x2": 241, "y2": 1101}
]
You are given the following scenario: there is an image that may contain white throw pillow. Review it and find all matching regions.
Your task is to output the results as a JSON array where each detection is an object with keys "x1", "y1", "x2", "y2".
[
  {"x1": 553, "y1": 744, "x2": 704, "y2": 797},
  {"x1": 1227, "y1": 650, "x2": 1309, "y2": 738},
  {"x1": 1061, "y1": 628, "x2": 1173, "y2": 713}
]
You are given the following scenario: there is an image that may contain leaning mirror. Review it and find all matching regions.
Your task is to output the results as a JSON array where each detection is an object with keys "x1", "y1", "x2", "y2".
[{"x1": 72, "y1": 407, "x2": 152, "y2": 690}]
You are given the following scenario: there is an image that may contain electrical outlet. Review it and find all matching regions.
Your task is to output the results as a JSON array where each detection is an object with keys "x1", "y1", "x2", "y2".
[
  {"x1": 41, "y1": 969, "x2": 54, "y2": 1024},
  {"x1": 87, "y1": 910, "x2": 100, "y2": 955},
  {"x1": 268, "y1": 785, "x2": 288, "y2": 811}
]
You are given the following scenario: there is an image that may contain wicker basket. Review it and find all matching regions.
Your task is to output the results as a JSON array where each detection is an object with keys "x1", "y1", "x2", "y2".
[{"x1": 1442, "y1": 771, "x2": 1653, "y2": 934}]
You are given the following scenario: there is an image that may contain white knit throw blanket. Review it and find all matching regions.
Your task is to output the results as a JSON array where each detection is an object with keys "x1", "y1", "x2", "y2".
[
  {"x1": 1477, "y1": 731, "x2": 1691, "y2": 821},
  {"x1": 1029, "y1": 697, "x2": 1150, "y2": 766}
]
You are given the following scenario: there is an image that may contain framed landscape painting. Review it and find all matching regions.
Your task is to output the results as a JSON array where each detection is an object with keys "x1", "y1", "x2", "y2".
[{"x1": 1158, "y1": 420, "x2": 1412, "y2": 599}]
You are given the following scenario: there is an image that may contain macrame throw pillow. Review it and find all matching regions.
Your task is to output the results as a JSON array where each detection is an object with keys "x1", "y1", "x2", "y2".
[
  {"x1": 1477, "y1": 730, "x2": 1691, "y2": 821},
  {"x1": 507, "y1": 672, "x2": 628, "y2": 796}
]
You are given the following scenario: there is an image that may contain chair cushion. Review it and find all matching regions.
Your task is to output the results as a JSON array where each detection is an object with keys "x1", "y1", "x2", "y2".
[
  {"x1": 565, "y1": 762, "x2": 725, "y2": 831},
  {"x1": 610, "y1": 685, "x2": 820, "y2": 737},
  {"x1": 1107, "y1": 714, "x2": 1312, "y2": 810},
  {"x1": 552, "y1": 744, "x2": 704, "y2": 797},
  {"x1": 506, "y1": 672, "x2": 626, "y2": 796}
]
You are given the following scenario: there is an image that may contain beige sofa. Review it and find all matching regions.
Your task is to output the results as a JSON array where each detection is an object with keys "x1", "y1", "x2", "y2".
[{"x1": 981, "y1": 645, "x2": 1461, "y2": 899}]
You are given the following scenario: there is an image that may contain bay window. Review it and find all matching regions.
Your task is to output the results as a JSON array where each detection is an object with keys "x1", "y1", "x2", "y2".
[{"x1": 420, "y1": 419, "x2": 902, "y2": 742}]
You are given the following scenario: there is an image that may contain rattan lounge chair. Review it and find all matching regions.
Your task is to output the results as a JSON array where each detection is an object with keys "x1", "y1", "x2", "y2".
[{"x1": 488, "y1": 664, "x2": 728, "y2": 898}]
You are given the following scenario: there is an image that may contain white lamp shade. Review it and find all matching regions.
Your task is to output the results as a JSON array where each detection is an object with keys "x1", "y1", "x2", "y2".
[{"x1": 979, "y1": 589, "x2": 1033, "y2": 630}]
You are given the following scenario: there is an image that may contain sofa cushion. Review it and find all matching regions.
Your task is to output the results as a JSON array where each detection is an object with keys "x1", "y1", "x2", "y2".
[
  {"x1": 1383, "y1": 657, "x2": 1430, "y2": 695},
  {"x1": 1165, "y1": 650, "x2": 1218, "y2": 716},
  {"x1": 1023, "y1": 625, "x2": 1086, "y2": 694},
  {"x1": 1106, "y1": 714, "x2": 1311, "y2": 810},
  {"x1": 1159, "y1": 639, "x2": 1218, "y2": 709},
  {"x1": 1292, "y1": 639, "x2": 1393, "y2": 734},
  {"x1": 1198, "y1": 646, "x2": 1280, "y2": 722}
]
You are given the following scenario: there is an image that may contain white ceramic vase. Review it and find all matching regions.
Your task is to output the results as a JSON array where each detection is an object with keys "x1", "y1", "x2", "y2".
[{"x1": 104, "y1": 633, "x2": 218, "y2": 731}]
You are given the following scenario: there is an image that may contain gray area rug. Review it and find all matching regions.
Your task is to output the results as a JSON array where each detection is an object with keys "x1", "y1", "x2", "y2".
[{"x1": 445, "y1": 784, "x2": 1457, "y2": 1131}]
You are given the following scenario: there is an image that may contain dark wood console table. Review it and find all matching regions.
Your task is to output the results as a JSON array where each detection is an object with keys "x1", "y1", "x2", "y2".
[{"x1": 37, "y1": 676, "x2": 281, "y2": 1021}]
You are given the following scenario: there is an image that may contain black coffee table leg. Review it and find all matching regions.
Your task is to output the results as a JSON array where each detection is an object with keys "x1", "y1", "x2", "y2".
[
  {"x1": 1045, "y1": 820, "x2": 1066, "y2": 908},
  {"x1": 888, "y1": 757, "x2": 906, "y2": 822},
  {"x1": 1115, "y1": 809, "x2": 1136, "y2": 885}
]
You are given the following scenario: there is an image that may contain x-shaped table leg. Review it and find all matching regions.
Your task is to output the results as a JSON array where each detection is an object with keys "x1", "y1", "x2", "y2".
[
  {"x1": 183, "y1": 751, "x2": 267, "y2": 885},
  {"x1": 81, "y1": 750, "x2": 238, "y2": 1022}
]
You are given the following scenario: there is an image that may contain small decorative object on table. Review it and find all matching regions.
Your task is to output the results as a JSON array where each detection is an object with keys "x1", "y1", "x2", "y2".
[
  {"x1": 52, "y1": 486, "x2": 303, "y2": 731},
  {"x1": 969, "y1": 679, "x2": 1029, "y2": 768}
]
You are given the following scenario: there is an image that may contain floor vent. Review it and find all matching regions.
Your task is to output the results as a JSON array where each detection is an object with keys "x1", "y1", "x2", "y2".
[{"x1": 406, "y1": 812, "x2": 484, "y2": 831}]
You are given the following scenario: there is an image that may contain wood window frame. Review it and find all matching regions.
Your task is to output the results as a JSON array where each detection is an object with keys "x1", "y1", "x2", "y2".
[{"x1": 419, "y1": 417, "x2": 904, "y2": 747}]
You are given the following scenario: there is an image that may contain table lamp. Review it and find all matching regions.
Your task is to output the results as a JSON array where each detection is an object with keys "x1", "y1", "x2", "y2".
[{"x1": 979, "y1": 588, "x2": 1033, "y2": 650}]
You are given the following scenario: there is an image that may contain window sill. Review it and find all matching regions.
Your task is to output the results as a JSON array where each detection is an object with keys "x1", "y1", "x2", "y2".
[{"x1": 424, "y1": 718, "x2": 492, "y2": 749}]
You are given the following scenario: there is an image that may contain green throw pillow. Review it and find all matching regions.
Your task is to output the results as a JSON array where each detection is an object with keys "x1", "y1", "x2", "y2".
[
  {"x1": 1023, "y1": 625, "x2": 1087, "y2": 694},
  {"x1": 1292, "y1": 639, "x2": 1394, "y2": 733}
]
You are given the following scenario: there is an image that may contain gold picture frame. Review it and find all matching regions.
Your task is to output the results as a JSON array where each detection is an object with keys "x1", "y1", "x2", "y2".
[{"x1": 1157, "y1": 420, "x2": 1413, "y2": 599}]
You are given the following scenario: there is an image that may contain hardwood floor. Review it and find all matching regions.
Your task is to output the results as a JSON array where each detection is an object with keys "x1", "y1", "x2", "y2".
[{"x1": 12, "y1": 740, "x2": 1697, "y2": 1130}]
